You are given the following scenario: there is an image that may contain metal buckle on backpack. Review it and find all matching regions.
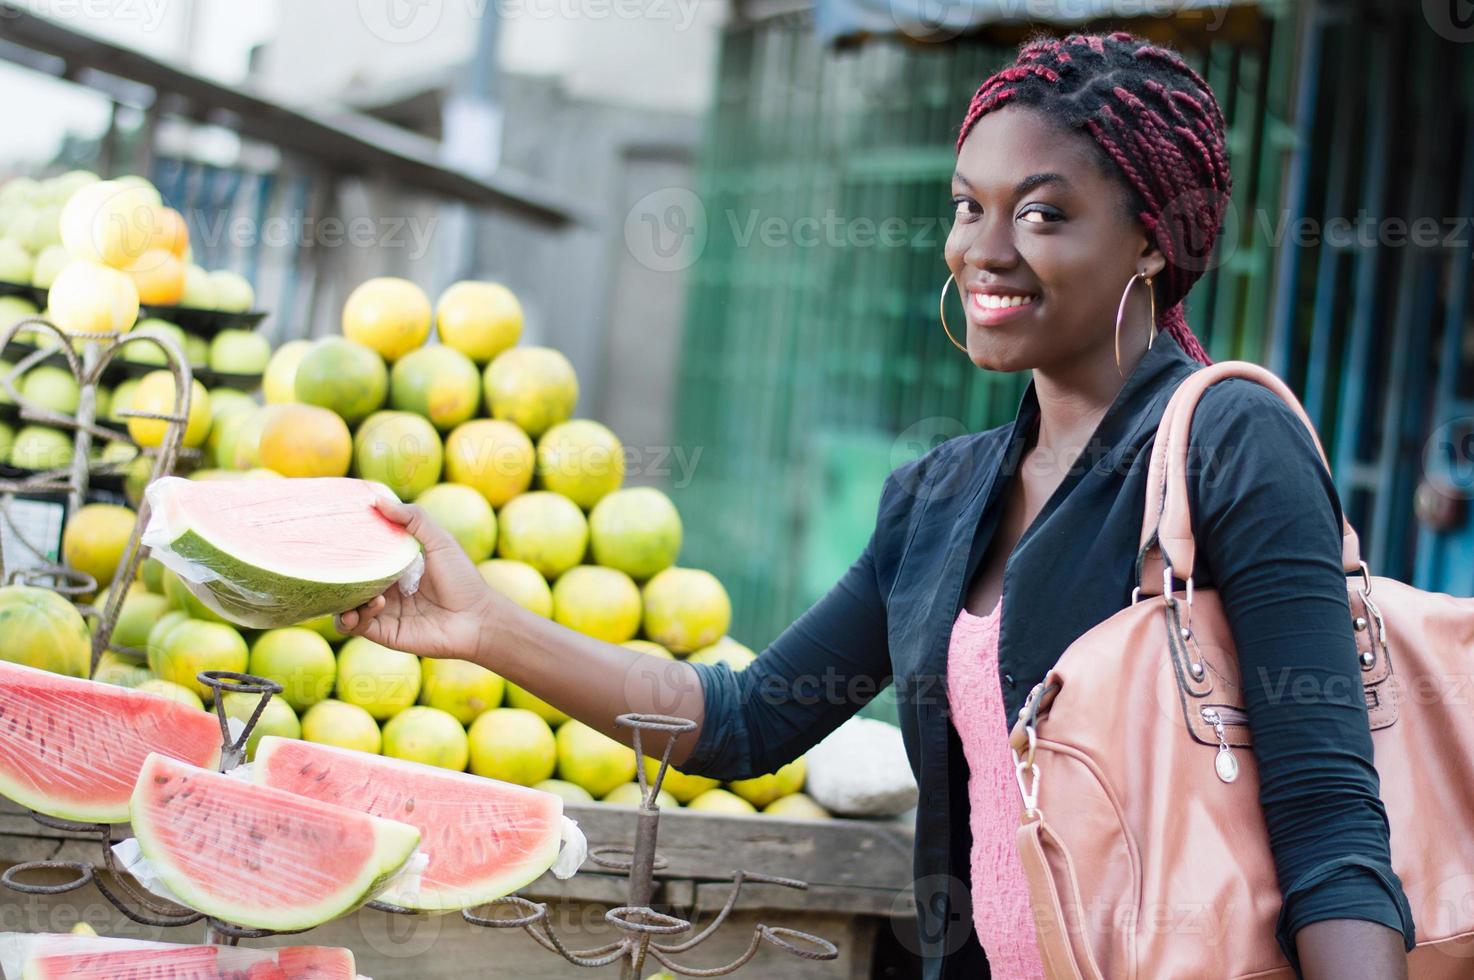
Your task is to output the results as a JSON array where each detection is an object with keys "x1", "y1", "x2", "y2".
[
  {"x1": 1161, "y1": 565, "x2": 1206, "y2": 682},
  {"x1": 1014, "y1": 750, "x2": 1040, "y2": 818},
  {"x1": 1013, "y1": 684, "x2": 1044, "y2": 816}
]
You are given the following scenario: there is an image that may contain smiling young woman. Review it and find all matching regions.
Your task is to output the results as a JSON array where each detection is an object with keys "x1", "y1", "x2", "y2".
[{"x1": 335, "y1": 29, "x2": 1415, "y2": 980}]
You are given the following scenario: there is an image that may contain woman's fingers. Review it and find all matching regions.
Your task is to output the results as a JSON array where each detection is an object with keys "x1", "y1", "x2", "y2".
[
  {"x1": 373, "y1": 496, "x2": 415, "y2": 526},
  {"x1": 335, "y1": 594, "x2": 386, "y2": 633},
  {"x1": 376, "y1": 499, "x2": 459, "y2": 556}
]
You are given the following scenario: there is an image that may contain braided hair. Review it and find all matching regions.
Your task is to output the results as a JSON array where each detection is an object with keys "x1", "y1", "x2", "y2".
[{"x1": 956, "y1": 30, "x2": 1230, "y2": 366}]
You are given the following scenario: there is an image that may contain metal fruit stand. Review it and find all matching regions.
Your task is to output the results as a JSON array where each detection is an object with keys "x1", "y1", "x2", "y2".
[{"x1": 0, "y1": 320, "x2": 919, "y2": 977}]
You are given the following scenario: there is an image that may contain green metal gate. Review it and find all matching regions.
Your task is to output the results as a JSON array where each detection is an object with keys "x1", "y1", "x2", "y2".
[
  {"x1": 672, "y1": 10, "x2": 1303, "y2": 651},
  {"x1": 1266, "y1": 0, "x2": 1474, "y2": 596}
]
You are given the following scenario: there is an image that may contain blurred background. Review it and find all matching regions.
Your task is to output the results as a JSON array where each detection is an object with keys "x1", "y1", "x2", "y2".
[{"x1": 0, "y1": 0, "x2": 1469, "y2": 664}]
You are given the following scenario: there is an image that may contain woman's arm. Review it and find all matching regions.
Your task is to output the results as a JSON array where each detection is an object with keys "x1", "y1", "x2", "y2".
[
  {"x1": 339, "y1": 480, "x2": 898, "y2": 777},
  {"x1": 1186, "y1": 380, "x2": 1415, "y2": 979},
  {"x1": 336, "y1": 499, "x2": 712, "y2": 758},
  {"x1": 1295, "y1": 919, "x2": 1408, "y2": 978}
]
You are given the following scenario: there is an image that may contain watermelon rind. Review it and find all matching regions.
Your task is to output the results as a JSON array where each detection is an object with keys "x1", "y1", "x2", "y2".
[
  {"x1": 143, "y1": 476, "x2": 422, "y2": 629},
  {"x1": 254, "y1": 735, "x2": 564, "y2": 912},
  {"x1": 0, "y1": 660, "x2": 222, "y2": 824},
  {"x1": 129, "y1": 753, "x2": 421, "y2": 932},
  {"x1": 164, "y1": 524, "x2": 415, "y2": 627}
]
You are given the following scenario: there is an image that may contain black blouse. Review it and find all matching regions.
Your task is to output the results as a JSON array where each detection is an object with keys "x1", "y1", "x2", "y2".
[{"x1": 683, "y1": 330, "x2": 1416, "y2": 978}]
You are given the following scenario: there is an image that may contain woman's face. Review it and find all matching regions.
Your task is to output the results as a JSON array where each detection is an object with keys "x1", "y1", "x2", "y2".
[{"x1": 945, "y1": 104, "x2": 1164, "y2": 375}]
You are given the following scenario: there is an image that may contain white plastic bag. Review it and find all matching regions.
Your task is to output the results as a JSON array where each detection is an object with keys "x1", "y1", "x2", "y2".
[
  {"x1": 111, "y1": 836, "x2": 430, "y2": 915},
  {"x1": 805, "y1": 717, "x2": 918, "y2": 817},
  {"x1": 553, "y1": 815, "x2": 587, "y2": 879}
]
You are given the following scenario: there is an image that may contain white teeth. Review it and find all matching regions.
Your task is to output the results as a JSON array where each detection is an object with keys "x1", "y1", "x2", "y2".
[{"x1": 973, "y1": 293, "x2": 1036, "y2": 311}]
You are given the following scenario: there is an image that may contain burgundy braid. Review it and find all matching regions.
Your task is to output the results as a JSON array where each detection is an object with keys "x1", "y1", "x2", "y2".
[{"x1": 955, "y1": 30, "x2": 1231, "y2": 365}]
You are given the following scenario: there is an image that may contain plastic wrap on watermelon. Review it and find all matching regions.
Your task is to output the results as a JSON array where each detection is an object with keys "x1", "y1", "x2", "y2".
[
  {"x1": 141, "y1": 476, "x2": 424, "y2": 629},
  {"x1": 0, "y1": 932, "x2": 368, "y2": 979},
  {"x1": 117, "y1": 753, "x2": 429, "y2": 932},
  {"x1": 228, "y1": 744, "x2": 589, "y2": 913},
  {"x1": 112, "y1": 834, "x2": 429, "y2": 928}
]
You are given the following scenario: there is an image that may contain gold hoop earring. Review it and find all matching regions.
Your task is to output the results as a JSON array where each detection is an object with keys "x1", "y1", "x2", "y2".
[
  {"x1": 938, "y1": 273, "x2": 968, "y2": 355},
  {"x1": 1114, "y1": 272, "x2": 1158, "y2": 377}
]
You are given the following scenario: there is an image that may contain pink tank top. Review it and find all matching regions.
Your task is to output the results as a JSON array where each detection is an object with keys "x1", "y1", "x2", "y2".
[{"x1": 946, "y1": 598, "x2": 1046, "y2": 980}]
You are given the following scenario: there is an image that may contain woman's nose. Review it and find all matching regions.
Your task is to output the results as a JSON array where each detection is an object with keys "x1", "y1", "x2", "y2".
[{"x1": 959, "y1": 214, "x2": 1021, "y2": 272}]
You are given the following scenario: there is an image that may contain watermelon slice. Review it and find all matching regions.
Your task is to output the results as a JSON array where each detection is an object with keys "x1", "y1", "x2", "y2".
[
  {"x1": 0, "y1": 660, "x2": 222, "y2": 823},
  {"x1": 254, "y1": 736, "x2": 564, "y2": 911},
  {"x1": 142, "y1": 476, "x2": 422, "y2": 629},
  {"x1": 4, "y1": 934, "x2": 358, "y2": 980},
  {"x1": 22, "y1": 945, "x2": 221, "y2": 979},
  {"x1": 275, "y1": 946, "x2": 358, "y2": 980},
  {"x1": 129, "y1": 753, "x2": 420, "y2": 931}
]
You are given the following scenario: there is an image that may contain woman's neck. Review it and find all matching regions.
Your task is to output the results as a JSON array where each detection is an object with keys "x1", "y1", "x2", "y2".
[{"x1": 1029, "y1": 337, "x2": 1144, "y2": 458}]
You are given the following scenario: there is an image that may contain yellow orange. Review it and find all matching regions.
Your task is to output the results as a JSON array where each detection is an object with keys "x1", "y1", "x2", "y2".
[
  {"x1": 122, "y1": 248, "x2": 185, "y2": 305},
  {"x1": 444, "y1": 419, "x2": 535, "y2": 507},
  {"x1": 256, "y1": 403, "x2": 352, "y2": 477},
  {"x1": 342, "y1": 277, "x2": 431, "y2": 362},
  {"x1": 47, "y1": 260, "x2": 139, "y2": 335},
  {"x1": 126, "y1": 372, "x2": 210, "y2": 448},
  {"x1": 58, "y1": 180, "x2": 159, "y2": 267},
  {"x1": 435, "y1": 281, "x2": 522, "y2": 364},
  {"x1": 153, "y1": 207, "x2": 189, "y2": 258}
]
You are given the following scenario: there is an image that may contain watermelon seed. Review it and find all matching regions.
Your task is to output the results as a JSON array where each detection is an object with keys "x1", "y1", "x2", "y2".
[
  {"x1": 154, "y1": 774, "x2": 170, "y2": 785},
  {"x1": 405, "y1": 798, "x2": 415, "y2": 814}
]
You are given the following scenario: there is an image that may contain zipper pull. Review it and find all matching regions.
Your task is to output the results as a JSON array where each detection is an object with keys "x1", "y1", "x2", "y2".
[{"x1": 1201, "y1": 708, "x2": 1239, "y2": 783}]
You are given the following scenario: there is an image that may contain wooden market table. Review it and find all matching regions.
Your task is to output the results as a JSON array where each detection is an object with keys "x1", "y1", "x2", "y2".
[{"x1": 0, "y1": 798, "x2": 919, "y2": 978}]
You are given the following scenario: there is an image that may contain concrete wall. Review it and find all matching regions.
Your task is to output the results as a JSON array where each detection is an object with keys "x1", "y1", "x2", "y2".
[{"x1": 257, "y1": 1, "x2": 725, "y2": 115}]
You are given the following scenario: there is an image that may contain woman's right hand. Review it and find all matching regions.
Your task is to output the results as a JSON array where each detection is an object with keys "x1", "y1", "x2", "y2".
[{"x1": 335, "y1": 497, "x2": 500, "y2": 661}]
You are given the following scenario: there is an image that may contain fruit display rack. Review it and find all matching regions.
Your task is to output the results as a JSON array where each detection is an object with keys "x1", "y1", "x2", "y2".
[
  {"x1": 3, "y1": 688, "x2": 840, "y2": 978},
  {"x1": 452, "y1": 712, "x2": 838, "y2": 977},
  {"x1": 0, "y1": 319, "x2": 841, "y2": 977},
  {"x1": 0, "y1": 279, "x2": 268, "y2": 336},
  {"x1": 0, "y1": 315, "x2": 194, "y2": 673},
  {"x1": 1, "y1": 671, "x2": 288, "y2": 939}
]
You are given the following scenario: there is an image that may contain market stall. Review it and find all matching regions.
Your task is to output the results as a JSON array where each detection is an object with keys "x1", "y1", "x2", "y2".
[
  {"x1": 0, "y1": 151, "x2": 924, "y2": 978},
  {"x1": 0, "y1": 798, "x2": 916, "y2": 978}
]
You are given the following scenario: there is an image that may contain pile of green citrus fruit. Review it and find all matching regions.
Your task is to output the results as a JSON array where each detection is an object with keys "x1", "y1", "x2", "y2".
[{"x1": 15, "y1": 270, "x2": 826, "y2": 821}]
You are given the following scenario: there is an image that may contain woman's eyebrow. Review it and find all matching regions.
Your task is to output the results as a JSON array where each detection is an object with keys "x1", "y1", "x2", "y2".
[{"x1": 952, "y1": 171, "x2": 1070, "y2": 195}]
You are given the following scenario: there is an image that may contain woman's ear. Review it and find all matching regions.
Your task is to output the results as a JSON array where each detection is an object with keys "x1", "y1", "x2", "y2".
[{"x1": 1138, "y1": 240, "x2": 1167, "y2": 281}]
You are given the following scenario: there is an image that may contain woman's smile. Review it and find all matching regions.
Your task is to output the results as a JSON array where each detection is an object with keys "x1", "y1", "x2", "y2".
[{"x1": 965, "y1": 283, "x2": 1040, "y2": 327}]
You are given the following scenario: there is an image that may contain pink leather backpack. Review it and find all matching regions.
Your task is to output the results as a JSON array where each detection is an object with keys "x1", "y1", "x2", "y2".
[{"x1": 1010, "y1": 360, "x2": 1474, "y2": 977}]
